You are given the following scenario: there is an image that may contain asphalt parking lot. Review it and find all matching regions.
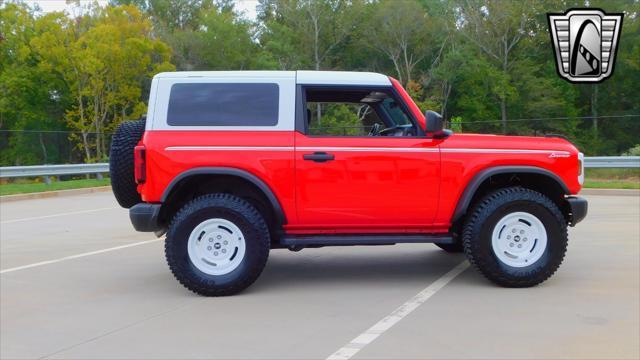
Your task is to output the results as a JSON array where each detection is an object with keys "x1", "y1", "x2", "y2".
[{"x1": 1, "y1": 192, "x2": 639, "y2": 359}]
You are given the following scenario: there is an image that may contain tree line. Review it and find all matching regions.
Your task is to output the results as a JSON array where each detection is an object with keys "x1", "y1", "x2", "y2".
[{"x1": 1, "y1": 0, "x2": 638, "y2": 166}]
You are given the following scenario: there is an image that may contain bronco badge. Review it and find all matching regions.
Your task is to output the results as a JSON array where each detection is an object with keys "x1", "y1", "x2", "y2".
[{"x1": 547, "y1": 8, "x2": 623, "y2": 83}]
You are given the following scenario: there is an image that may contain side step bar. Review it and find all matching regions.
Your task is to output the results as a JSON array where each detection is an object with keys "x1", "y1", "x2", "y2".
[{"x1": 281, "y1": 234, "x2": 454, "y2": 248}]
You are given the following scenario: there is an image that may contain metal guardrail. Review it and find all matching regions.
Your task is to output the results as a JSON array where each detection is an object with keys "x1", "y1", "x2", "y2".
[
  {"x1": 0, "y1": 163, "x2": 109, "y2": 180},
  {"x1": 0, "y1": 156, "x2": 638, "y2": 179},
  {"x1": 584, "y1": 156, "x2": 640, "y2": 168}
]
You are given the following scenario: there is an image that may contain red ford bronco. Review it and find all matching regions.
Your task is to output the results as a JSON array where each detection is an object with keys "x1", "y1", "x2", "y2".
[{"x1": 109, "y1": 71, "x2": 587, "y2": 296}]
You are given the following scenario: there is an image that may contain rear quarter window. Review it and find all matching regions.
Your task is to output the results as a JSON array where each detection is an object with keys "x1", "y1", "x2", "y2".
[{"x1": 167, "y1": 83, "x2": 279, "y2": 126}]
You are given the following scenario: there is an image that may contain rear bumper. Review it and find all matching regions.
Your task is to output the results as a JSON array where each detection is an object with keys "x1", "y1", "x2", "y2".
[
  {"x1": 129, "y1": 203, "x2": 163, "y2": 232},
  {"x1": 566, "y1": 196, "x2": 588, "y2": 226}
]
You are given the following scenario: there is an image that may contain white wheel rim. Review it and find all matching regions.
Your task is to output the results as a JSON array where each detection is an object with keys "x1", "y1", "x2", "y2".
[
  {"x1": 491, "y1": 212, "x2": 547, "y2": 268},
  {"x1": 187, "y1": 218, "x2": 246, "y2": 276}
]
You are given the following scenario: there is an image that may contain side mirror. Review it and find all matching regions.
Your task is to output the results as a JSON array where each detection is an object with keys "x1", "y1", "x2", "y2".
[
  {"x1": 425, "y1": 110, "x2": 443, "y2": 133},
  {"x1": 424, "y1": 110, "x2": 452, "y2": 139}
]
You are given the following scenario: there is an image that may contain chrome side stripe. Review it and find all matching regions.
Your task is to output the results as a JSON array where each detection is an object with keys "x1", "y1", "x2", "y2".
[
  {"x1": 165, "y1": 146, "x2": 570, "y2": 156},
  {"x1": 296, "y1": 147, "x2": 439, "y2": 153},
  {"x1": 166, "y1": 146, "x2": 294, "y2": 151},
  {"x1": 442, "y1": 148, "x2": 571, "y2": 155}
]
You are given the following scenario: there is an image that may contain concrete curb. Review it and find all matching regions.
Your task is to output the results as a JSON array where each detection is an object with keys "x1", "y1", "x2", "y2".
[
  {"x1": 580, "y1": 188, "x2": 640, "y2": 196},
  {"x1": 0, "y1": 186, "x2": 112, "y2": 203}
]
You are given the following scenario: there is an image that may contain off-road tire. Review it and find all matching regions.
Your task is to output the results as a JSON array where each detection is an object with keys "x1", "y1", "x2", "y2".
[
  {"x1": 435, "y1": 242, "x2": 464, "y2": 253},
  {"x1": 109, "y1": 120, "x2": 145, "y2": 208},
  {"x1": 462, "y1": 187, "x2": 567, "y2": 287},
  {"x1": 165, "y1": 194, "x2": 270, "y2": 296}
]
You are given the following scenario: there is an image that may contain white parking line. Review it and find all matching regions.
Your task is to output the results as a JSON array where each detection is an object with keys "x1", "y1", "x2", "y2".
[
  {"x1": 0, "y1": 207, "x2": 118, "y2": 224},
  {"x1": 0, "y1": 239, "x2": 163, "y2": 274},
  {"x1": 326, "y1": 260, "x2": 470, "y2": 360}
]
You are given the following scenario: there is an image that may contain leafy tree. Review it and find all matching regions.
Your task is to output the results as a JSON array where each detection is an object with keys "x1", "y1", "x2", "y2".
[
  {"x1": 194, "y1": 6, "x2": 260, "y2": 70},
  {"x1": 119, "y1": 0, "x2": 259, "y2": 71},
  {"x1": 259, "y1": 0, "x2": 362, "y2": 70},
  {"x1": 362, "y1": 0, "x2": 445, "y2": 86},
  {"x1": 30, "y1": 4, "x2": 174, "y2": 162},
  {"x1": 0, "y1": 3, "x2": 70, "y2": 165},
  {"x1": 456, "y1": 0, "x2": 536, "y2": 133},
  {"x1": 309, "y1": 103, "x2": 363, "y2": 136},
  {"x1": 111, "y1": 0, "x2": 218, "y2": 31},
  {"x1": 623, "y1": 145, "x2": 640, "y2": 156}
]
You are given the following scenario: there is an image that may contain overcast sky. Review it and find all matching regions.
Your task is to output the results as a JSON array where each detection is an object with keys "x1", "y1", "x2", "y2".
[{"x1": 24, "y1": 0, "x2": 259, "y2": 20}]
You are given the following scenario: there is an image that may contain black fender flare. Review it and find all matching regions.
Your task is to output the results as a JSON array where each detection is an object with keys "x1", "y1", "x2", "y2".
[
  {"x1": 161, "y1": 167, "x2": 287, "y2": 224},
  {"x1": 451, "y1": 166, "x2": 570, "y2": 224}
]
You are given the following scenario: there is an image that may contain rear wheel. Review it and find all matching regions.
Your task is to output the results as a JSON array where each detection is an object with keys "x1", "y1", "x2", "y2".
[
  {"x1": 462, "y1": 187, "x2": 567, "y2": 287},
  {"x1": 165, "y1": 194, "x2": 270, "y2": 296}
]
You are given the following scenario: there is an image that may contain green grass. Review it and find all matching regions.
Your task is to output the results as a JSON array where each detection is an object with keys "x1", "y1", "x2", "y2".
[
  {"x1": 583, "y1": 180, "x2": 640, "y2": 189},
  {"x1": 583, "y1": 168, "x2": 639, "y2": 189},
  {"x1": 585, "y1": 168, "x2": 640, "y2": 179},
  {"x1": 0, "y1": 178, "x2": 111, "y2": 196}
]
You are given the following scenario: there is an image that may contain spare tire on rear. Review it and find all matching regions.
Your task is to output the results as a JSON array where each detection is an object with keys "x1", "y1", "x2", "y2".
[{"x1": 109, "y1": 120, "x2": 145, "y2": 208}]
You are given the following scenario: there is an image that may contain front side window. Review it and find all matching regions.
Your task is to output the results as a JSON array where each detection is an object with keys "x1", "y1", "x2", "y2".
[
  {"x1": 307, "y1": 103, "x2": 382, "y2": 136},
  {"x1": 304, "y1": 88, "x2": 416, "y2": 137},
  {"x1": 167, "y1": 83, "x2": 279, "y2": 126}
]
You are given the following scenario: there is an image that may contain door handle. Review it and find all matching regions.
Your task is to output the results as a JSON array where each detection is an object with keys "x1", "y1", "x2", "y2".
[{"x1": 303, "y1": 152, "x2": 335, "y2": 163}]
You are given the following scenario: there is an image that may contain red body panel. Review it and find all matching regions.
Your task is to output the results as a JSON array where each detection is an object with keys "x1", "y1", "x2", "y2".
[
  {"x1": 139, "y1": 131, "x2": 297, "y2": 223},
  {"x1": 139, "y1": 81, "x2": 582, "y2": 235},
  {"x1": 435, "y1": 134, "x2": 581, "y2": 225},
  {"x1": 291, "y1": 132, "x2": 442, "y2": 234}
]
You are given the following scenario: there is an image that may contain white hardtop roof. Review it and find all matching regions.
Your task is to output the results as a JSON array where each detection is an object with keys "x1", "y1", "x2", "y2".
[
  {"x1": 297, "y1": 71, "x2": 390, "y2": 86},
  {"x1": 154, "y1": 70, "x2": 391, "y2": 86}
]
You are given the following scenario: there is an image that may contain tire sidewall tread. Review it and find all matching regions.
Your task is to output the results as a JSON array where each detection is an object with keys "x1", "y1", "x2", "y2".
[
  {"x1": 462, "y1": 186, "x2": 568, "y2": 287},
  {"x1": 165, "y1": 193, "x2": 270, "y2": 296},
  {"x1": 109, "y1": 120, "x2": 145, "y2": 208}
]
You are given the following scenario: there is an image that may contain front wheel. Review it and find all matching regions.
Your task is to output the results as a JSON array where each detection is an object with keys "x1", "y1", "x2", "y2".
[
  {"x1": 165, "y1": 194, "x2": 270, "y2": 296},
  {"x1": 462, "y1": 187, "x2": 568, "y2": 287}
]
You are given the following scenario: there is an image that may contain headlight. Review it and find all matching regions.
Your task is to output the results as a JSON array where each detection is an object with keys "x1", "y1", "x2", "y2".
[{"x1": 578, "y1": 152, "x2": 584, "y2": 185}]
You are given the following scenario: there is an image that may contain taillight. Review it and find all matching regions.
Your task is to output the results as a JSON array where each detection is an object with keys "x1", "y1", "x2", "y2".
[{"x1": 134, "y1": 145, "x2": 146, "y2": 184}]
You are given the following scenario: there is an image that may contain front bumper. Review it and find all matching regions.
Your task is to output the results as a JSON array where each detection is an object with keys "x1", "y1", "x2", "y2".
[
  {"x1": 129, "y1": 203, "x2": 163, "y2": 232},
  {"x1": 566, "y1": 196, "x2": 588, "y2": 226}
]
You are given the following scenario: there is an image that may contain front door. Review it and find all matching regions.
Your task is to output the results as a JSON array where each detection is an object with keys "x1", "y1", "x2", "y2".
[{"x1": 294, "y1": 86, "x2": 441, "y2": 232}]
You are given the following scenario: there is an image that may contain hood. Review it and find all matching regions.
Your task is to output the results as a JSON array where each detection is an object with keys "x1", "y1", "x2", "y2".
[{"x1": 442, "y1": 133, "x2": 580, "y2": 154}]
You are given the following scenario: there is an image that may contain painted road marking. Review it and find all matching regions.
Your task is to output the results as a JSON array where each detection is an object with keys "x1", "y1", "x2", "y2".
[
  {"x1": 0, "y1": 207, "x2": 118, "y2": 224},
  {"x1": 0, "y1": 239, "x2": 163, "y2": 274},
  {"x1": 326, "y1": 260, "x2": 470, "y2": 360}
]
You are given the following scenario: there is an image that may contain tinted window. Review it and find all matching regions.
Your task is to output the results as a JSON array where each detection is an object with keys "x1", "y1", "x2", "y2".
[
  {"x1": 167, "y1": 83, "x2": 279, "y2": 126},
  {"x1": 307, "y1": 103, "x2": 382, "y2": 136},
  {"x1": 304, "y1": 88, "x2": 416, "y2": 137}
]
